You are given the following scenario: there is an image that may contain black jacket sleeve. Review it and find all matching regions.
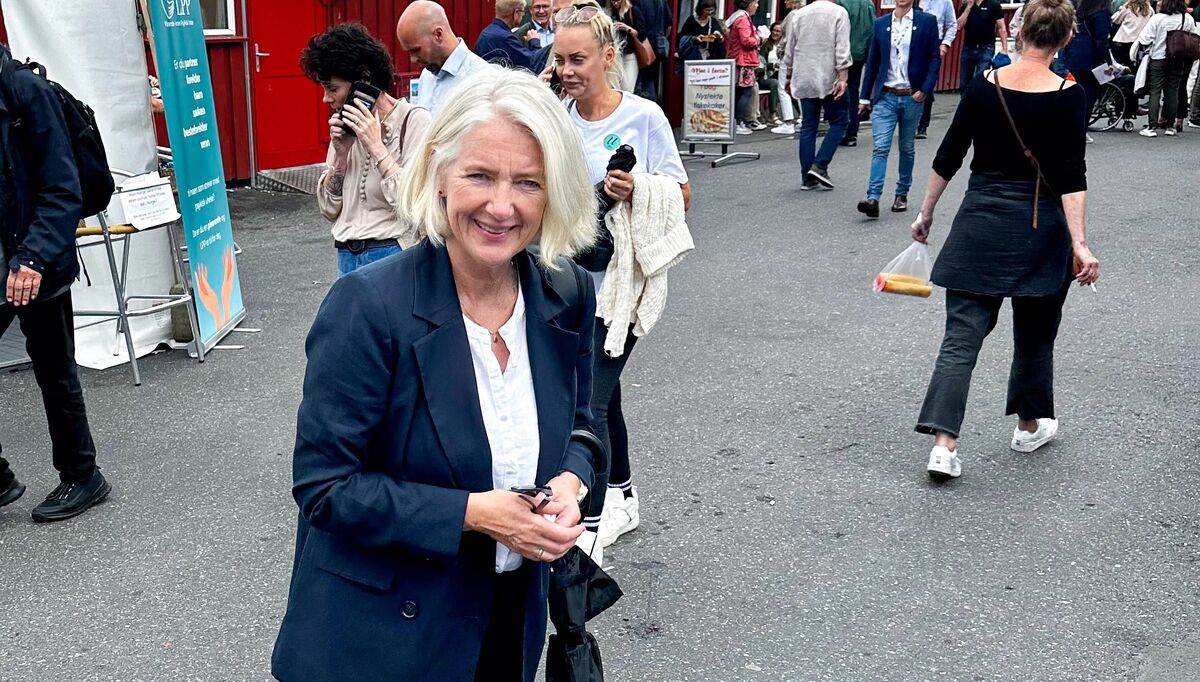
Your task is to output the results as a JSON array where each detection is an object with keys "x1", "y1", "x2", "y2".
[{"x1": 11, "y1": 74, "x2": 82, "y2": 275}]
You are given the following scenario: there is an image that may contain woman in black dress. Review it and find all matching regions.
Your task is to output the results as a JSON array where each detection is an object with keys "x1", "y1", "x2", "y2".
[{"x1": 909, "y1": 0, "x2": 1101, "y2": 481}]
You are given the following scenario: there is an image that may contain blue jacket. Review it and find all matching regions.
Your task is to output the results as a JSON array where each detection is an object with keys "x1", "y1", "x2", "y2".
[
  {"x1": 474, "y1": 18, "x2": 545, "y2": 71},
  {"x1": 272, "y1": 241, "x2": 597, "y2": 682},
  {"x1": 0, "y1": 46, "x2": 83, "y2": 300},
  {"x1": 860, "y1": 10, "x2": 943, "y2": 104}
]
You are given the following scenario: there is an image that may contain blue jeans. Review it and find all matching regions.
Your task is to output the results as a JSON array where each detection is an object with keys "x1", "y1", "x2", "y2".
[
  {"x1": 867, "y1": 92, "x2": 925, "y2": 201},
  {"x1": 960, "y1": 45, "x2": 995, "y2": 89},
  {"x1": 336, "y1": 243, "x2": 402, "y2": 277},
  {"x1": 798, "y1": 95, "x2": 849, "y2": 176}
]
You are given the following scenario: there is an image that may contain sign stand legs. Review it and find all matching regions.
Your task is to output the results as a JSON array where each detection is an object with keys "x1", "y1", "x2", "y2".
[{"x1": 679, "y1": 142, "x2": 761, "y2": 168}]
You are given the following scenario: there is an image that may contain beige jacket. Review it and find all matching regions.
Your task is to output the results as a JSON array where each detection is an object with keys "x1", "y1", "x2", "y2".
[
  {"x1": 597, "y1": 173, "x2": 694, "y2": 358},
  {"x1": 317, "y1": 100, "x2": 431, "y2": 245}
]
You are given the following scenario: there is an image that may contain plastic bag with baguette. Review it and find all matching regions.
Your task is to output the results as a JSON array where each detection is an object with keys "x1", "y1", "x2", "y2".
[{"x1": 874, "y1": 242, "x2": 934, "y2": 298}]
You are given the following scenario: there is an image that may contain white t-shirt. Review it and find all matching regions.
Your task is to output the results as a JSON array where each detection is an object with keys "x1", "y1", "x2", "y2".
[
  {"x1": 567, "y1": 92, "x2": 688, "y2": 301},
  {"x1": 568, "y1": 92, "x2": 688, "y2": 186}
]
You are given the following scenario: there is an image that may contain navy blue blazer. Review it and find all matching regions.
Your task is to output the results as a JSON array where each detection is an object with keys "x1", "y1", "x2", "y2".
[
  {"x1": 474, "y1": 18, "x2": 545, "y2": 71},
  {"x1": 860, "y1": 10, "x2": 943, "y2": 104},
  {"x1": 272, "y1": 240, "x2": 597, "y2": 682}
]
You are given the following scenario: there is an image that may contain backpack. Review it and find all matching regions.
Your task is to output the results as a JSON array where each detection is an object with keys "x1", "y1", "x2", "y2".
[{"x1": 1, "y1": 56, "x2": 115, "y2": 219}]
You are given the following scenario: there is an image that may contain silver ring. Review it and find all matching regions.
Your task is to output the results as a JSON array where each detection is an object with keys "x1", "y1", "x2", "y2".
[{"x1": 537, "y1": 548, "x2": 545, "y2": 561}]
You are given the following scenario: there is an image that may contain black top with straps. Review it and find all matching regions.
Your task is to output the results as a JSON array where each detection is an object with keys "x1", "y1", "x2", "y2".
[{"x1": 933, "y1": 71, "x2": 1088, "y2": 196}]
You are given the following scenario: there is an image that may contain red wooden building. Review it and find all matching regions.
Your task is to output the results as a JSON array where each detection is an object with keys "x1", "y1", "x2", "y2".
[{"x1": 0, "y1": 1, "x2": 1012, "y2": 184}]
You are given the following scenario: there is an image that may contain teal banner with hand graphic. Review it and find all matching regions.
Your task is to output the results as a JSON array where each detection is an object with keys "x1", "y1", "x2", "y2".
[{"x1": 147, "y1": 0, "x2": 244, "y2": 348}]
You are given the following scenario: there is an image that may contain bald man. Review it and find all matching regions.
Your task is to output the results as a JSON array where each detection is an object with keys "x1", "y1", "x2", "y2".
[{"x1": 396, "y1": 0, "x2": 486, "y2": 114}]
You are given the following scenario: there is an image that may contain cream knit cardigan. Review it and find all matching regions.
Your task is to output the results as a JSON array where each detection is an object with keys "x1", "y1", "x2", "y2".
[{"x1": 597, "y1": 173, "x2": 694, "y2": 358}]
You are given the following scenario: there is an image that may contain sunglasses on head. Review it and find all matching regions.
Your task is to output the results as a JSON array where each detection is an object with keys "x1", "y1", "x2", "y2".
[{"x1": 555, "y1": 3, "x2": 602, "y2": 23}]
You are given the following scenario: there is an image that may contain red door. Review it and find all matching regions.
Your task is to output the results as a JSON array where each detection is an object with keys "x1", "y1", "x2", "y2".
[{"x1": 248, "y1": 0, "x2": 328, "y2": 170}]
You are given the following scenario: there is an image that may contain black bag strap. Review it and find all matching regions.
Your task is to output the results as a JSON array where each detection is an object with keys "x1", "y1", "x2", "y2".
[{"x1": 990, "y1": 69, "x2": 1055, "y2": 229}]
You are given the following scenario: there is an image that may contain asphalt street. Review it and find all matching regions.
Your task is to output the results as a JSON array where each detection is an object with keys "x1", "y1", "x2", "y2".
[{"x1": 1, "y1": 97, "x2": 1198, "y2": 682}]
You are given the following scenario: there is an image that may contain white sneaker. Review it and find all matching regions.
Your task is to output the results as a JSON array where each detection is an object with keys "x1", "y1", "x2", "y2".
[
  {"x1": 598, "y1": 487, "x2": 639, "y2": 547},
  {"x1": 575, "y1": 529, "x2": 603, "y2": 567},
  {"x1": 735, "y1": 123, "x2": 753, "y2": 135},
  {"x1": 1187, "y1": 120, "x2": 1200, "y2": 129},
  {"x1": 1011, "y1": 418, "x2": 1059, "y2": 453},
  {"x1": 750, "y1": 121, "x2": 768, "y2": 131},
  {"x1": 926, "y1": 446, "x2": 962, "y2": 480},
  {"x1": 1139, "y1": 128, "x2": 1158, "y2": 137},
  {"x1": 1164, "y1": 128, "x2": 1177, "y2": 136},
  {"x1": 1085, "y1": 133, "x2": 1095, "y2": 144},
  {"x1": 771, "y1": 123, "x2": 795, "y2": 135}
]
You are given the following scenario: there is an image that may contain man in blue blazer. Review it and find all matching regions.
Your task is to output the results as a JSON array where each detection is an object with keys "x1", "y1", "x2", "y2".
[
  {"x1": 475, "y1": 0, "x2": 547, "y2": 72},
  {"x1": 855, "y1": 0, "x2": 942, "y2": 218}
]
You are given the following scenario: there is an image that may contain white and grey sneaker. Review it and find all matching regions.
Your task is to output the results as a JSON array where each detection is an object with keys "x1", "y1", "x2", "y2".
[
  {"x1": 598, "y1": 487, "x2": 640, "y2": 547},
  {"x1": 735, "y1": 123, "x2": 753, "y2": 135},
  {"x1": 575, "y1": 529, "x2": 604, "y2": 568},
  {"x1": 1011, "y1": 418, "x2": 1059, "y2": 453},
  {"x1": 771, "y1": 122, "x2": 795, "y2": 135},
  {"x1": 926, "y1": 446, "x2": 962, "y2": 480}
]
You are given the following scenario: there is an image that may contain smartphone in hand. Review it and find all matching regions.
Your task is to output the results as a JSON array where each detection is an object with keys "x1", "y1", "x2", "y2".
[
  {"x1": 339, "y1": 81, "x2": 383, "y2": 137},
  {"x1": 511, "y1": 485, "x2": 553, "y2": 512}
]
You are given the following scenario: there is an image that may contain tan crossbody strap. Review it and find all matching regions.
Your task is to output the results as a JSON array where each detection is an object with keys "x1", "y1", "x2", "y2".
[{"x1": 990, "y1": 70, "x2": 1056, "y2": 230}]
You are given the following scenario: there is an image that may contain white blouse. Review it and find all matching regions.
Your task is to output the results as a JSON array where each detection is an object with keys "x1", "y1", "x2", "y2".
[{"x1": 462, "y1": 285, "x2": 541, "y2": 573}]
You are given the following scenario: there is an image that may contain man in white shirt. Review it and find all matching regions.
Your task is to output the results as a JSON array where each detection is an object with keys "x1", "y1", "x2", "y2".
[
  {"x1": 514, "y1": 0, "x2": 556, "y2": 47},
  {"x1": 396, "y1": 0, "x2": 487, "y2": 115},
  {"x1": 856, "y1": 0, "x2": 941, "y2": 217},
  {"x1": 916, "y1": 0, "x2": 957, "y2": 137}
]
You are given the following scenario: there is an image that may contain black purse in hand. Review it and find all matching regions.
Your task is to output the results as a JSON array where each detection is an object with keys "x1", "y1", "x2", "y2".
[{"x1": 573, "y1": 145, "x2": 637, "y2": 273}]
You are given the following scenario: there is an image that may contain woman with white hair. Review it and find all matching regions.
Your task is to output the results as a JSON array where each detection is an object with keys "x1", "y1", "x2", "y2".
[
  {"x1": 552, "y1": 3, "x2": 693, "y2": 552},
  {"x1": 272, "y1": 66, "x2": 600, "y2": 682}
]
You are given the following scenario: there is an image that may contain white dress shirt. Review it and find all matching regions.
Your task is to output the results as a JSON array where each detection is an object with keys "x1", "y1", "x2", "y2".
[
  {"x1": 532, "y1": 20, "x2": 555, "y2": 47},
  {"x1": 462, "y1": 285, "x2": 541, "y2": 573},
  {"x1": 414, "y1": 39, "x2": 488, "y2": 115},
  {"x1": 885, "y1": 11, "x2": 914, "y2": 90}
]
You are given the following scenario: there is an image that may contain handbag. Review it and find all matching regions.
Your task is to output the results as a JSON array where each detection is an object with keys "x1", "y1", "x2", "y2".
[
  {"x1": 990, "y1": 70, "x2": 1056, "y2": 230},
  {"x1": 1166, "y1": 15, "x2": 1200, "y2": 60}
]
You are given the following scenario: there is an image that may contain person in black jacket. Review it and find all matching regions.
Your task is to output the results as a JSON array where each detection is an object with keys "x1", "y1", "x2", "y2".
[{"x1": 0, "y1": 45, "x2": 110, "y2": 522}]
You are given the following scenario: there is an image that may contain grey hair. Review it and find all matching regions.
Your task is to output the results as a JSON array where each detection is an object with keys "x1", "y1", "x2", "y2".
[{"x1": 398, "y1": 66, "x2": 597, "y2": 269}]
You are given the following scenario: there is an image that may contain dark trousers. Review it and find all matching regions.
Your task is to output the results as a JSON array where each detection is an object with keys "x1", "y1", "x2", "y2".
[
  {"x1": 919, "y1": 91, "x2": 935, "y2": 131},
  {"x1": 799, "y1": 94, "x2": 849, "y2": 175},
  {"x1": 845, "y1": 60, "x2": 866, "y2": 139},
  {"x1": 0, "y1": 293, "x2": 97, "y2": 487},
  {"x1": 916, "y1": 284, "x2": 1071, "y2": 439},
  {"x1": 473, "y1": 565, "x2": 530, "y2": 682},
  {"x1": 591, "y1": 322, "x2": 637, "y2": 487},
  {"x1": 1147, "y1": 58, "x2": 1186, "y2": 126},
  {"x1": 736, "y1": 85, "x2": 755, "y2": 124},
  {"x1": 960, "y1": 45, "x2": 995, "y2": 89},
  {"x1": 1177, "y1": 60, "x2": 1194, "y2": 121}
]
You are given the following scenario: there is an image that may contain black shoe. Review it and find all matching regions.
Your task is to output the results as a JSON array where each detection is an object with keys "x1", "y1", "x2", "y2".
[
  {"x1": 31, "y1": 471, "x2": 110, "y2": 523},
  {"x1": 0, "y1": 478, "x2": 25, "y2": 508},
  {"x1": 857, "y1": 198, "x2": 880, "y2": 218},
  {"x1": 916, "y1": 128, "x2": 928, "y2": 139},
  {"x1": 891, "y1": 196, "x2": 908, "y2": 212},
  {"x1": 800, "y1": 177, "x2": 820, "y2": 191},
  {"x1": 840, "y1": 137, "x2": 857, "y2": 147},
  {"x1": 807, "y1": 166, "x2": 834, "y2": 189}
]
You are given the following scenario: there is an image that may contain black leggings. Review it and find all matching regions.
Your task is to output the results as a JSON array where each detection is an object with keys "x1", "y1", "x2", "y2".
[{"x1": 590, "y1": 322, "x2": 637, "y2": 488}]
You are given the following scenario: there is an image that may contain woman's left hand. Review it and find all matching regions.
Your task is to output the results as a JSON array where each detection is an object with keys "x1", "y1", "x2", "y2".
[
  {"x1": 538, "y1": 472, "x2": 583, "y2": 531},
  {"x1": 1072, "y1": 242, "x2": 1100, "y2": 285},
  {"x1": 604, "y1": 170, "x2": 635, "y2": 202},
  {"x1": 340, "y1": 98, "x2": 387, "y2": 161},
  {"x1": 615, "y1": 21, "x2": 639, "y2": 38}
]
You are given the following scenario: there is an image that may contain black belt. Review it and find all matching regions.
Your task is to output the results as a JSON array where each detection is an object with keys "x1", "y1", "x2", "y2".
[
  {"x1": 334, "y1": 238, "x2": 400, "y2": 254},
  {"x1": 883, "y1": 86, "x2": 914, "y2": 96}
]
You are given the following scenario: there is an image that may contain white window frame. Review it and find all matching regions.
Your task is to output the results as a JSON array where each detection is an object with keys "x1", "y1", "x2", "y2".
[{"x1": 202, "y1": 0, "x2": 238, "y2": 36}]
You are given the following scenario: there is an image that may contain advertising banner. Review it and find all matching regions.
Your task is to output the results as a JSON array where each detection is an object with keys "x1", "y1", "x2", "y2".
[
  {"x1": 681, "y1": 59, "x2": 736, "y2": 143},
  {"x1": 146, "y1": 0, "x2": 244, "y2": 350}
]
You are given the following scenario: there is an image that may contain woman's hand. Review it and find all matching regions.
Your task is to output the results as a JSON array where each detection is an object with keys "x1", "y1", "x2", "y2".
[
  {"x1": 340, "y1": 99, "x2": 387, "y2": 162},
  {"x1": 604, "y1": 169, "x2": 635, "y2": 202},
  {"x1": 538, "y1": 472, "x2": 583, "y2": 529},
  {"x1": 911, "y1": 211, "x2": 933, "y2": 244},
  {"x1": 329, "y1": 113, "x2": 354, "y2": 159},
  {"x1": 465, "y1": 490, "x2": 584, "y2": 562},
  {"x1": 1072, "y1": 242, "x2": 1100, "y2": 285},
  {"x1": 614, "y1": 21, "x2": 638, "y2": 39},
  {"x1": 539, "y1": 62, "x2": 556, "y2": 84}
]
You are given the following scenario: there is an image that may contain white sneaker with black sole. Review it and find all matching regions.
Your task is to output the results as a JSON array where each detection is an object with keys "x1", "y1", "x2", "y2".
[
  {"x1": 926, "y1": 446, "x2": 961, "y2": 480},
  {"x1": 575, "y1": 529, "x2": 604, "y2": 568},
  {"x1": 1011, "y1": 418, "x2": 1059, "y2": 453},
  {"x1": 598, "y1": 487, "x2": 639, "y2": 547}
]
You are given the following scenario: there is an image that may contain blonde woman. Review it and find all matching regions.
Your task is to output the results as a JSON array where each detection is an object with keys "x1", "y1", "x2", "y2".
[
  {"x1": 273, "y1": 66, "x2": 599, "y2": 682},
  {"x1": 602, "y1": 0, "x2": 640, "y2": 90},
  {"x1": 552, "y1": 3, "x2": 693, "y2": 550},
  {"x1": 1112, "y1": 0, "x2": 1154, "y2": 68}
]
